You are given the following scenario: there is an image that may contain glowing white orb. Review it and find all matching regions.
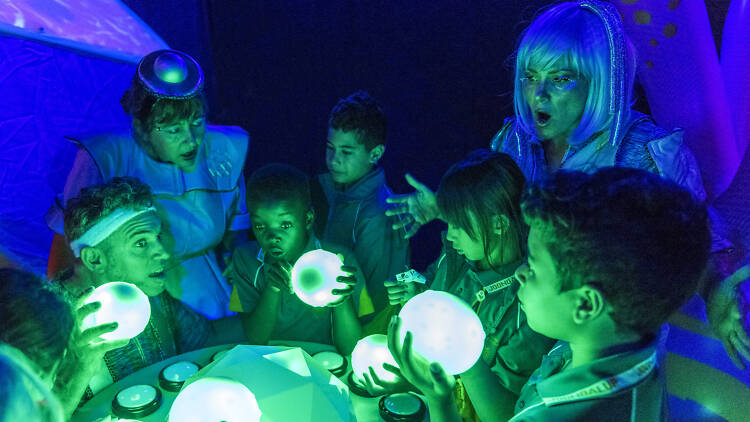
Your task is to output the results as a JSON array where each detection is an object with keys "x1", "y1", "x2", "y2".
[
  {"x1": 351, "y1": 334, "x2": 399, "y2": 383},
  {"x1": 398, "y1": 290, "x2": 485, "y2": 375},
  {"x1": 291, "y1": 249, "x2": 347, "y2": 307},
  {"x1": 81, "y1": 282, "x2": 151, "y2": 341},
  {"x1": 169, "y1": 377, "x2": 261, "y2": 422}
]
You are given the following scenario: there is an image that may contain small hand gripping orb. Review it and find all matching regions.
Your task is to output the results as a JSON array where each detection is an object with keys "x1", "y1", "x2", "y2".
[
  {"x1": 291, "y1": 249, "x2": 348, "y2": 307},
  {"x1": 169, "y1": 377, "x2": 262, "y2": 422},
  {"x1": 81, "y1": 282, "x2": 151, "y2": 341},
  {"x1": 351, "y1": 334, "x2": 399, "y2": 384},
  {"x1": 398, "y1": 290, "x2": 485, "y2": 375}
]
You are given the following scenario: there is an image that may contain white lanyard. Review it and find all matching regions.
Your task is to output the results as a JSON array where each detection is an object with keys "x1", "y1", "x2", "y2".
[{"x1": 541, "y1": 351, "x2": 657, "y2": 405}]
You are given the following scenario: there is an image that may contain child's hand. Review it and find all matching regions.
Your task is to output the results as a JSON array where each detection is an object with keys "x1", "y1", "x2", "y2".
[
  {"x1": 386, "y1": 316, "x2": 455, "y2": 401},
  {"x1": 384, "y1": 278, "x2": 417, "y2": 305},
  {"x1": 361, "y1": 365, "x2": 414, "y2": 396},
  {"x1": 267, "y1": 261, "x2": 293, "y2": 294},
  {"x1": 386, "y1": 173, "x2": 439, "y2": 239},
  {"x1": 329, "y1": 265, "x2": 357, "y2": 307}
]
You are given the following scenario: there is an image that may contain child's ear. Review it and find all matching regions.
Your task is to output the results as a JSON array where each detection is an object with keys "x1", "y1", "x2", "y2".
[
  {"x1": 368, "y1": 145, "x2": 385, "y2": 164},
  {"x1": 305, "y1": 208, "x2": 315, "y2": 230},
  {"x1": 572, "y1": 285, "x2": 606, "y2": 324},
  {"x1": 80, "y1": 247, "x2": 106, "y2": 274},
  {"x1": 492, "y1": 214, "x2": 510, "y2": 236}
]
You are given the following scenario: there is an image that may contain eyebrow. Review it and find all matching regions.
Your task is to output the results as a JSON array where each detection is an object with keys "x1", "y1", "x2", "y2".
[
  {"x1": 125, "y1": 228, "x2": 158, "y2": 238},
  {"x1": 525, "y1": 68, "x2": 576, "y2": 74}
]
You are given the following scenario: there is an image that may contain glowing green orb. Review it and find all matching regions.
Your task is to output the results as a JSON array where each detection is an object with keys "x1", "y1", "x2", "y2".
[
  {"x1": 81, "y1": 282, "x2": 151, "y2": 341},
  {"x1": 169, "y1": 377, "x2": 261, "y2": 422},
  {"x1": 153, "y1": 52, "x2": 188, "y2": 84},
  {"x1": 398, "y1": 290, "x2": 485, "y2": 375},
  {"x1": 351, "y1": 334, "x2": 399, "y2": 384},
  {"x1": 291, "y1": 249, "x2": 347, "y2": 307}
]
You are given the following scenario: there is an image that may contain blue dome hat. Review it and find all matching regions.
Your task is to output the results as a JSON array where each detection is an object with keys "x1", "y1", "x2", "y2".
[{"x1": 137, "y1": 49, "x2": 204, "y2": 99}]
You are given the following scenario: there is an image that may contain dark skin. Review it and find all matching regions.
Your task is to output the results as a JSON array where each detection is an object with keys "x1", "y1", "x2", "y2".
[{"x1": 239, "y1": 257, "x2": 363, "y2": 355}]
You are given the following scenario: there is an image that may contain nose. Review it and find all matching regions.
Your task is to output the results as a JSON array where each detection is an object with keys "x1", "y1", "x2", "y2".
[
  {"x1": 264, "y1": 229, "x2": 282, "y2": 243},
  {"x1": 184, "y1": 129, "x2": 198, "y2": 148},
  {"x1": 152, "y1": 241, "x2": 171, "y2": 262},
  {"x1": 514, "y1": 263, "x2": 528, "y2": 286},
  {"x1": 534, "y1": 80, "x2": 550, "y2": 100},
  {"x1": 445, "y1": 226, "x2": 457, "y2": 242}
]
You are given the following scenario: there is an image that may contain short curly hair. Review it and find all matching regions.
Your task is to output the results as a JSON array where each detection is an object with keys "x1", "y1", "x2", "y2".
[
  {"x1": 247, "y1": 163, "x2": 311, "y2": 212},
  {"x1": 0, "y1": 268, "x2": 74, "y2": 378},
  {"x1": 64, "y1": 177, "x2": 154, "y2": 242},
  {"x1": 521, "y1": 167, "x2": 710, "y2": 335},
  {"x1": 328, "y1": 90, "x2": 387, "y2": 151}
]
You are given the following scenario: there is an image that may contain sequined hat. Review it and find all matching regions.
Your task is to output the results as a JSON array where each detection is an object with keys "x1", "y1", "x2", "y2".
[{"x1": 137, "y1": 49, "x2": 204, "y2": 99}]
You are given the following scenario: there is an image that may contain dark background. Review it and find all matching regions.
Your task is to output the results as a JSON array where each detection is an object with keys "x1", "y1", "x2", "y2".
[{"x1": 120, "y1": 0, "x2": 733, "y2": 270}]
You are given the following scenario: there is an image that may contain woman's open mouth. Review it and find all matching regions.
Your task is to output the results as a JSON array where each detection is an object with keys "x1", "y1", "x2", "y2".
[
  {"x1": 535, "y1": 111, "x2": 551, "y2": 126},
  {"x1": 181, "y1": 149, "x2": 198, "y2": 162}
]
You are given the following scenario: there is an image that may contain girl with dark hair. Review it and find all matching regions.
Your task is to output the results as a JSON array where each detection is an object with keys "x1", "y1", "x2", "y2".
[{"x1": 383, "y1": 150, "x2": 554, "y2": 422}]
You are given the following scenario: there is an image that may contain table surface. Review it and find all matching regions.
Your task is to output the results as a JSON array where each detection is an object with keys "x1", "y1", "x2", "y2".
[{"x1": 72, "y1": 341, "x2": 430, "y2": 422}]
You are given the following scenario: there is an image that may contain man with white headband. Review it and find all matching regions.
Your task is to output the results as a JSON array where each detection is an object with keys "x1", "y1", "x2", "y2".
[{"x1": 52, "y1": 177, "x2": 240, "y2": 411}]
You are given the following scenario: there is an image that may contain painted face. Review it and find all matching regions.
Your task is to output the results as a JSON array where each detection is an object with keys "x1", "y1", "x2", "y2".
[
  {"x1": 445, "y1": 221, "x2": 485, "y2": 263},
  {"x1": 99, "y1": 211, "x2": 170, "y2": 296},
  {"x1": 251, "y1": 200, "x2": 312, "y2": 264},
  {"x1": 521, "y1": 58, "x2": 589, "y2": 144},
  {"x1": 147, "y1": 114, "x2": 206, "y2": 172},
  {"x1": 326, "y1": 128, "x2": 374, "y2": 187},
  {"x1": 515, "y1": 225, "x2": 574, "y2": 340}
]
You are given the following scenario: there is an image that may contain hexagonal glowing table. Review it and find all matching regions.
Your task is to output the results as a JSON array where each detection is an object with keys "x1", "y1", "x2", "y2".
[
  {"x1": 291, "y1": 249, "x2": 347, "y2": 307},
  {"x1": 169, "y1": 345, "x2": 354, "y2": 422},
  {"x1": 81, "y1": 282, "x2": 151, "y2": 341},
  {"x1": 398, "y1": 290, "x2": 486, "y2": 375}
]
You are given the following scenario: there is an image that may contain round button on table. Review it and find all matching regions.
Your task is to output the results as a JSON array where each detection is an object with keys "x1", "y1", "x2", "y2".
[
  {"x1": 312, "y1": 350, "x2": 347, "y2": 377},
  {"x1": 112, "y1": 384, "x2": 161, "y2": 419},
  {"x1": 158, "y1": 361, "x2": 200, "y2": 392},
  {"x1": 378, "y1": 392, "x2": 426, "y2": 422}
]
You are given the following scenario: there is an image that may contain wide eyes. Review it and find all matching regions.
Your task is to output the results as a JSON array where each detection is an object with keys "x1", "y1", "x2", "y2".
[
  {"x1": 521, "y1": 72, "x2": 578, "y2": 91},
  {"x1": 252, "y1": 222, "x2": 293, "y2": 231}
]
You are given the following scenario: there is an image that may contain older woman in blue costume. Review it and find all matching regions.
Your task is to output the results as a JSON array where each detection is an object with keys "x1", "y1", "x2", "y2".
[
  {"x1": 388, "y1": 0, "x2": 749, "y2": 375},
  {"x1": 47, "y1": 50, "x2": 249, "y2": 320}
]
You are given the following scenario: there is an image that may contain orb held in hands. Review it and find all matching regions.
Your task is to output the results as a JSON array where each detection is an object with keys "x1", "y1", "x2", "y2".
[
  {"x1": 81, "y1": 282, "x2": 151, "y2": 341},
  {"x1": 291, "y1": 249, "x2": 348, "y2": 307},
  {"x1": 398, "y1": 290, "x2": 485, "y2": 375},
  {"x1": 351, "y1": 334, "x2": 399, "y2": 384}
]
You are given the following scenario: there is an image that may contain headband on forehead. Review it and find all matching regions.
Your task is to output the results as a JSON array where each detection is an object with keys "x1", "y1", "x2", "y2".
[
  {"x1": 578, "y1": 0, "x2": 628, "y2": 146},
  {"x1": 137, "y1": 49, "x2": 204, "y2": 99},
  {"x1": 69, "y1": 207, "x2": 157, "y2": 258}
]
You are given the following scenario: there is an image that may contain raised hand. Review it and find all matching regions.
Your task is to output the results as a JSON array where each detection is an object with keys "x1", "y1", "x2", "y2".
[
  {"x1": 707, "y1": 264, "x2": 750, "y2": 369},
  {"x1": 386, "y1": 173, "x2": 440, "y2": 239},
  {"x1": 384, "y1": 278, "x2": 418, "y2": 305},
  {"x1": 266, "y1": 260, "x2": 293, "y2": 294}
]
